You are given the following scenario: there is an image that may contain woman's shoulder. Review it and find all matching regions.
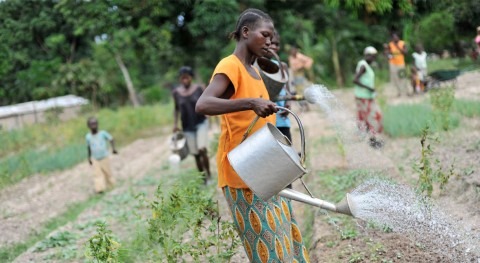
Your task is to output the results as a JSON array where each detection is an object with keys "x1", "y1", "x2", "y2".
[
  {"x1": 357, "y1": 59, "x2": 368, "y2": 66},
  {"x1": 216, "y1": 55, "x2": 240, "y2": 68},
  {"x1": 213, "y1": 55, "x2": 242, "y2": 78}
]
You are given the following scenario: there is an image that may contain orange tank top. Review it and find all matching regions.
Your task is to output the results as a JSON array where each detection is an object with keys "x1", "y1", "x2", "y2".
[
  {"x1": 211, "y1": 55, "x2": 276, "y2": 188},
  {"x1": 389, "y1": 41, "x2": 405, "y2": 66}
]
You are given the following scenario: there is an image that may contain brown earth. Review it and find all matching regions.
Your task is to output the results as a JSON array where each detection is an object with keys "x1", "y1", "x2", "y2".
[{"x1": 2, "y1": 71, "x2": 480, "y2": 262}]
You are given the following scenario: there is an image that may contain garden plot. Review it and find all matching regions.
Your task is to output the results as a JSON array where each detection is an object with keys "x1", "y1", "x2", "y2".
[{"x1": 2, "y1": 71, "x2": 480, "y2": 262}]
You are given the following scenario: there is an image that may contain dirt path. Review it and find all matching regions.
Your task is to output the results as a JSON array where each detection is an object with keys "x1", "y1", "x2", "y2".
[{"x1": 0, "y1": 134, "x2": 171, "y2": 247}]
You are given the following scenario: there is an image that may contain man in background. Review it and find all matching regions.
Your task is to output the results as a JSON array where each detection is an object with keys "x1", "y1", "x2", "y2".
[{"x1": 387, "y1": 32, "x2": 408, "y2": 96}]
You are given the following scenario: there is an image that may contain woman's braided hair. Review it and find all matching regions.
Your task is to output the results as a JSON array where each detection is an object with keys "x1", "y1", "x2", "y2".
[{"x1": 229, "y1": 8, "x2": 273, "y2": 41}]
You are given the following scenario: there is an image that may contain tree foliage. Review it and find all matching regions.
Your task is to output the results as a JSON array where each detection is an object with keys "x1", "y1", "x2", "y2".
[{"x1": 0, "y1": 0, "x2": 478, "y2": 106}]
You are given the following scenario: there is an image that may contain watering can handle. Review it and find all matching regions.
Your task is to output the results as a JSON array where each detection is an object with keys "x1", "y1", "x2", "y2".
[{"x1": 240, "y1": 106, "x2": 306, "y2": 167}]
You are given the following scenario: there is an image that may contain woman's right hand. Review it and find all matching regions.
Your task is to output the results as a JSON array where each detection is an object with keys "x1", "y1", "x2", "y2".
[{"x1": 251, "y1": 98, "x2": 278, "y2": 118}]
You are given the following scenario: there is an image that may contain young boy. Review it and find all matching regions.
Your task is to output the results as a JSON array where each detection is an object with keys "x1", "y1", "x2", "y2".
[
  {"x1": 86, "y1": 117, "x2": 118, "y2": 193},
  {"x1": 412, "y1": 44, "x2": 427, "y2": 93}
]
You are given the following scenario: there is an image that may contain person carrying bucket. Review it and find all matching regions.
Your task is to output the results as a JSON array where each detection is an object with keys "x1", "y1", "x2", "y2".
[
  {"x1": 196, "y1": 8, "x2": 310, "y2": 262},
  {"x1": 172, "y1": 66, "x2": 211, "y2": 183},
  {"x1": 353, "y1": 46, "x2": 384, "y2": 149}
]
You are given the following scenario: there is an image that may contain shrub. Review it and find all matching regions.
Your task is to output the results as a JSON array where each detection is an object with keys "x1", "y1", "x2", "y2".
[
  {"x1": 140, "y1": 86, "x2": 171, "y2": 104},
  {"x1": 147, "y1": 175, "x2": 239, "y2": 262},
  {"x1": 430, "y1": 86, "x2": 455, "y2": 131},
  {"x1": 414, "y1": 126, "x2": 454, "y2": 197}
]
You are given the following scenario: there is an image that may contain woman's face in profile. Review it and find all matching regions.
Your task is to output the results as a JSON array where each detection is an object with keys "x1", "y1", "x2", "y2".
[{"x1": 246, "y1": 20, "x2": 274, "y2": 58}]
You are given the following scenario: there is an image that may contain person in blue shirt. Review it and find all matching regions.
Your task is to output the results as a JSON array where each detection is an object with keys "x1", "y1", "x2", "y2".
[{"x1": 86, "y1": 117, "x2": 118, "y2": 193}]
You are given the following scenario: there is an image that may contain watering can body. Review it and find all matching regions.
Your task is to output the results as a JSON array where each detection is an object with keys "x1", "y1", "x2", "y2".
[
  {"x1": 253, "y1": 53, "x2": 289, "y2": 99},
  {"x1": 227, "y1": 107, "x2": 307, "y2": 201},
  {"x1": 227, "y1": 122, "x2": 306, "y2": 201},
  {"x1": 169, "y1": 132, "x2": 189, "y2": 160}
]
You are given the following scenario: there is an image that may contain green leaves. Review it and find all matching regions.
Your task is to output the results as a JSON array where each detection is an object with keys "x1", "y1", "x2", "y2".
[
  {"x1": 147, "y1": 176, "x2": 239, "y2": 262},
  {"x1": 413, "y1": 11, "x2": 456, "y2": 53},
  {"x1": 85, "y1": 222, "x2": 121, "y2": 263},
  {"x1": 414, "y1": 126, "x2": 455, "y2": 197},
  {"x1": 34, "y1": 231, "x2": 77, "y2": 252}
]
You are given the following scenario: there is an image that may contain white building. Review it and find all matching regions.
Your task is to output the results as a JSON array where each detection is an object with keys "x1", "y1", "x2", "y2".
[{"x1": 0, "y1": 95, "x2": 89, "y2": 130}]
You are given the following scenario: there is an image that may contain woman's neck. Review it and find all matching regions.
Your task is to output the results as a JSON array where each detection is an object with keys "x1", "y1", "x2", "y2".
[{"x1": 233, "y1": 46, "x2": 255, "y2": 68}]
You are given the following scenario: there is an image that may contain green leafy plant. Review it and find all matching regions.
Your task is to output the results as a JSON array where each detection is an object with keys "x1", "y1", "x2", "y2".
[
  {"x1": 340, "y1": 228, "x2": 358, "y2": 240},
  {"x1": 34, "y1": 231, "x2": 77, "y2": 252},
  {"x1": 148, "y1": 176, "x2": 239, "y2": 262},
  {"x1": 85, "y1": 222, "x2": 121, "y2": 263},
  {"x1": 430, "y1": 86, "x2": 455, "y2": 131},
  {"x1": 348, "y1": 252, "x2": 365, "y2": 263},
  {"x1": 414, "y1": 126, "x2": 455, "y2": 197}
]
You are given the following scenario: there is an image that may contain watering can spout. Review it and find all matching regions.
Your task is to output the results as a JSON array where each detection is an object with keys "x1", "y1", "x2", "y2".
[
  {"x1": 335, "y1": 193, "x2": 356, "y2": 217},
  {"x1": 278, "y1": 189, "x2": 357, "y2": 217}
]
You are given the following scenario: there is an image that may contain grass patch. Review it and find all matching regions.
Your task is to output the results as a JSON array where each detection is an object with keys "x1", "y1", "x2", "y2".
[
  {"x1": 383, "y1": 103, "x2": 460, "y2": 138},
  {"x1": 0, "y1": 143, "x2": 86, "y2": 188},
  {"x1": 452, "y1": 99, "x2": 480, "y2": 118},
  {"x1": 0, "y1": 195, "x2": 101, "y2": 262},
  {"x1": 0, "y1": 103, "x2": 173, "y2": 189},
  {"x1": 384, "y1": 98, "x2": 480, "y2": 138}
]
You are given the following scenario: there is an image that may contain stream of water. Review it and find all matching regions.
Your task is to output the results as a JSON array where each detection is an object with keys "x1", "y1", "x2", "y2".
[
  {"x1": 305, "y1": 84, "x2": 480, "y2": 261},
  {"x1": 350, "y1": 179, "x2": 480, "y2": 261}
]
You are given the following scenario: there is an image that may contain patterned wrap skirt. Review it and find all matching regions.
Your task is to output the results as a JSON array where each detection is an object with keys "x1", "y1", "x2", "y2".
[
  {"x1": 355, "y1": 97, "x2": 383, "y2": 135},
  {"x1": 223, "y1": 186, "x2": 310, "y2": 263}
]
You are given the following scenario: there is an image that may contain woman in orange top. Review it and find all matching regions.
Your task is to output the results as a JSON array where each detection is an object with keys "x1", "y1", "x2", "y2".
[{"x1": 196, "y1": 8, "x2": 310, "y2": 263}]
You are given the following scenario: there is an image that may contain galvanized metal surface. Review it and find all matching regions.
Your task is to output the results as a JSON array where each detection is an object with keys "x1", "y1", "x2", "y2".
[{"x1": 228, "y1": 107, "x2": 306, "y2": 201}]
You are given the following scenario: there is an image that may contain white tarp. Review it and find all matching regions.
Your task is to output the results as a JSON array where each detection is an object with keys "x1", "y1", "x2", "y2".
[{"x1": 0, "y1": 95, "x2": 89, "y2": 119}]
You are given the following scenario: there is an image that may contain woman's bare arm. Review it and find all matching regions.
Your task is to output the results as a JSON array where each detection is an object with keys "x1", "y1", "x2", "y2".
[{"x1": 196, "y1": 73, "x2": 277, "y2": 118}]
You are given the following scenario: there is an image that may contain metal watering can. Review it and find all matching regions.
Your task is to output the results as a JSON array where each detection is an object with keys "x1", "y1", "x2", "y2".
[
  {"x1": 253, "y1": 50, "x2": 288, "y2": 99},
  {"x1": 227, "y1": 106, "x2": 356, "y2": 217}
]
